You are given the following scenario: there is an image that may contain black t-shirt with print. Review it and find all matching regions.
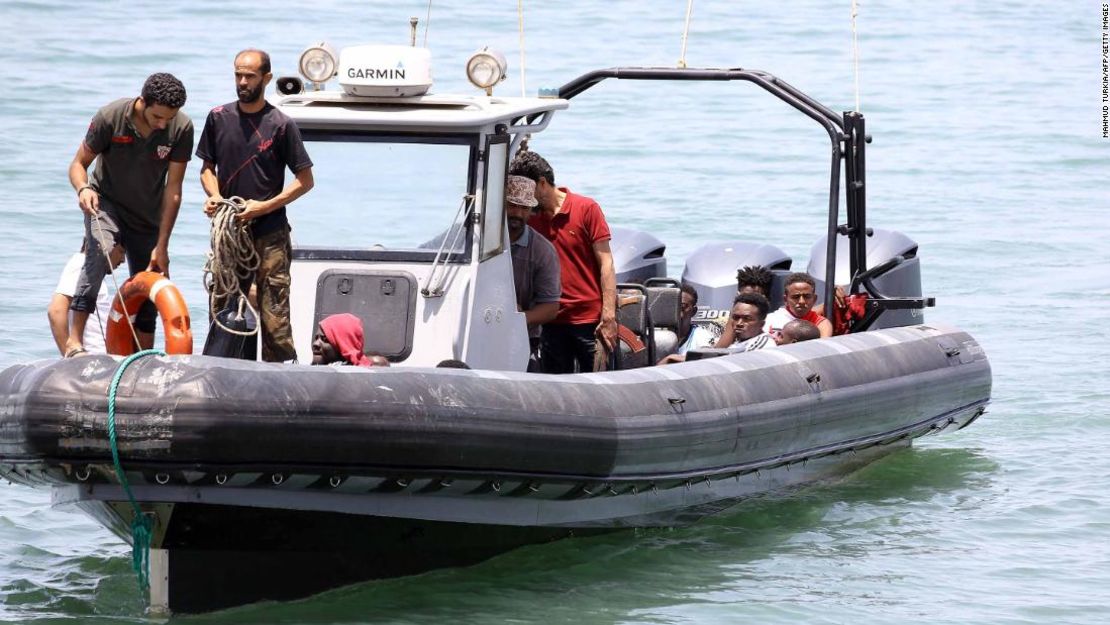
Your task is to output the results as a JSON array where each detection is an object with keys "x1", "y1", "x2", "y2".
[
  {"x1": 85, "y1": 97, "x2": 194, "y2": 232},
  {"x1": 196, "y1": 101, "x2": 313, "y2": 237}
]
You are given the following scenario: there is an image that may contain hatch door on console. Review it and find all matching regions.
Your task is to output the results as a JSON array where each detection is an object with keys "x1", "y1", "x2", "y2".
[{"x1": 313, "y1": 270, "x2": 417, "y2": 361}]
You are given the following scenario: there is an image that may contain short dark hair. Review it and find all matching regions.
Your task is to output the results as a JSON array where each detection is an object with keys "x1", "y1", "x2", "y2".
[
  {"x1": 736, "y1": 265, "x2": 773, "y2": 294},
  {"x1": 733, "y1": 292, "x2": 770, "y2": 319},
  {"x1": 436, "y1": 359, "x2": 471, "y2": 369},
  {"x1": 236, "y1": 48, "x2": 272, "y2": 74},
  {"x1": 783, "y1": 319, "x2": 820, "y2": 342},
  {"x1": 509, "y1": 151, "x2": 555, "y2": 186},
  {"x1": 679, "y1": 282, "x2": 698, "y2": 307},
  {"x1": 784, "y1": 272, "x2": 817, "y2": 291},
  {"x1": 141, "y1": 73, "x2": 186, "y2": 109}
]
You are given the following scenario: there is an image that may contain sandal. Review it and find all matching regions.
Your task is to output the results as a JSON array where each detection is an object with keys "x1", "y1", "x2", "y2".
[{"x1": 64, "y1": 347, "x2": 89, "y2": 358}]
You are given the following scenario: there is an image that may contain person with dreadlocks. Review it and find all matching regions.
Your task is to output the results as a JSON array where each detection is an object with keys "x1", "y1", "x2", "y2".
[
  {"x1": 736, "y1": 264, "x2": 773, "y2": 297},
  {"x1": 713, "y1": 264, "x2": 776, "y2": 345}
]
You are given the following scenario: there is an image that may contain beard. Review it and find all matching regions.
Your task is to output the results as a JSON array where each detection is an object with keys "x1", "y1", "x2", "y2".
[{"x1": 237, "y1": 83, "x2": 263, "y2": 104}]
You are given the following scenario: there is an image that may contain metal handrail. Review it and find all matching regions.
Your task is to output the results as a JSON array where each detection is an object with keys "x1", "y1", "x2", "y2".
[
  {"x1": 421, "y1": 194, "x2": 474, "y2": 298},
  {"x1": 556, "y1": 66, "x2": 871, "y2": 316}
]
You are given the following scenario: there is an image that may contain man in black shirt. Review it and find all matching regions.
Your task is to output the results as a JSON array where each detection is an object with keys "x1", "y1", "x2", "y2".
[
  {"x1": 197, "y1": 49, "x2": 314, "y2": 362},
  {"x1": 66, "y1": 72, "x2": 193, "y2": 357}
]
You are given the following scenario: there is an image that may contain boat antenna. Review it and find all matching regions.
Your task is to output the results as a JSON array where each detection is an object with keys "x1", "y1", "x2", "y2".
[
  {"x1": 410, "y1": 16, "x2": 419, "y2": 47},
  {"x1": 850, "y1": 0, "x2": 861, "y2": 111},
  {"x1": 518, "y1": 0, "x2": 527, "y2": 97},
  {"x1": 678, "y1": 0, "x2": 694, "y2": 68},
  {"x1": 423, "y1": 0, "x2": 432, "y2": 46}
]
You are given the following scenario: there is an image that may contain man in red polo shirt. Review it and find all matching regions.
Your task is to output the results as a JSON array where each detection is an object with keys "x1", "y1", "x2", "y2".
[{"x1": 510, "y1": 151, "x2": 617, "y2": 373}]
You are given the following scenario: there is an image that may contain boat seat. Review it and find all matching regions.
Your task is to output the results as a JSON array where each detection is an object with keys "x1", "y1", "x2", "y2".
[
  {"x1": 616, "y1": 284, "x2": 653, "y2": 369},
  {"x1": 646, "y1": 285, "x2": 681, "y2": 361}
]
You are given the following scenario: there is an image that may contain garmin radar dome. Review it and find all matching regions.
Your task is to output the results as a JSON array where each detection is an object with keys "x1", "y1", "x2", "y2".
[{"x1": 338, "y1": 45, "x2": 433, "y2": 97}]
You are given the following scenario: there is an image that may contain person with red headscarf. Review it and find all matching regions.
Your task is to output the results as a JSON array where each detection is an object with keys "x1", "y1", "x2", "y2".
[{"x1": 311, "y1": 313, "x2": 373, "y2": 367}]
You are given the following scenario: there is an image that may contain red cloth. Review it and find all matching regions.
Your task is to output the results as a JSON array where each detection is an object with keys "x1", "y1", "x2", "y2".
[
  {"x1": 832, "y1": 293, "x2": 869, "y2": 335},
  {"x1": 320, "y1": 313, "x2": 371, "y2": 367},
  {"x1": 528, "y1": 188, "x2": 611, "y2": 324},
  {"x1": 797, "y1": 309, "x2": 829, "y2": 326}
]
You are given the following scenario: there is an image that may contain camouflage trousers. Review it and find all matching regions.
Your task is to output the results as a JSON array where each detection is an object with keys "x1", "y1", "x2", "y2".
[{"x1": 214, "y1": 226, "x2": 296, "y2": 362}]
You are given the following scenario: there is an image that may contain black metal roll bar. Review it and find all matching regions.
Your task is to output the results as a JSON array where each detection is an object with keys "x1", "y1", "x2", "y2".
[{"x1": 557, "y1": 67, "x2": 875, "y2": 319}]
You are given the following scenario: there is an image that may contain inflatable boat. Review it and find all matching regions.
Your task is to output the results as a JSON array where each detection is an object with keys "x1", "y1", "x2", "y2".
[{"x1": 0, "y1": 40, "x2": 991, "y2": 613}]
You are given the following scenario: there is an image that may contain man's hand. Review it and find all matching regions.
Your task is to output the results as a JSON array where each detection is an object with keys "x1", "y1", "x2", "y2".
[
  {"x1": 237, "y1": 199, "x2": 269, "y2": 222},
  {"x1": 147, "y1": 244, "x2": 170, "y2": 277},
  {"x1": 78, "y1": 187, "x2": 100, "y2": 215},
  {"x1": 203, "y1": 194, "x2": 224, "y2": 217},
  {"x1": 595, "y1": 313, "x2": 618, "y2": 353}
]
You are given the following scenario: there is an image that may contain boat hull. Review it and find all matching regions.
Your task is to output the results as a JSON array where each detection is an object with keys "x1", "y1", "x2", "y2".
[
  {"x1": 0, "y1": 324, "x2": 991, "y2": 612},
  {"x1": 60, "y1": 440, "x2": 906, "y2": 613}
]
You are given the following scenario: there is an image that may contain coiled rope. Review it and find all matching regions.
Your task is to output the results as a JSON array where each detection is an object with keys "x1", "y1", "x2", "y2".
[
  {"x1": 106, "y1": 348, "x2": 164, "y2": 592},
  {"x1": 202, "y1": 197, "x2": 259, "y2": 336}
]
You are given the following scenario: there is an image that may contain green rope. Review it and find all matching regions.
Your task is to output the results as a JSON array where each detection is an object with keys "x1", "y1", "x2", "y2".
[{"x1": 106, "y1": 348, "x2": 165, "y2": 593}]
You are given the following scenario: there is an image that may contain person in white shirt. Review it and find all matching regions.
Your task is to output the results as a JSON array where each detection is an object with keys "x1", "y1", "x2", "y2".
[
  {"x1": 48, "y1": 244, "x2": 124, "y2": 356},
  {"x1": 764, "y1": 272, "x2": 834, "y2": 339},
  {"x1": 715, "y1": 292, "x2": 777, "y2": 352}
]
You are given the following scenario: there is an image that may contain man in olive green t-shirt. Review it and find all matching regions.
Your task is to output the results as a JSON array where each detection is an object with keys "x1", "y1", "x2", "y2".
[{"x1": 64, "y1": 73, "x2": 193, "y2": 357}]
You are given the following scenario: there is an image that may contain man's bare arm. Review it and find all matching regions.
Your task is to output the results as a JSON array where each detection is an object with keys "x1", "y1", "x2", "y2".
[
  {"x1": 149, "y1": 160, "x2": 188, "y2": 274},
  {"x1": 238, "y1": 167, "x2": 315, "y2": 221},
  {"x1": 69, "y1": 143, "x2": 99, "y2": 215},
  {"x1": 817, "y1": 317, "x2": 833, "y2": 338},
  {"x1": 200, "y1": 160, "x2": 223, "y2": 216},
  {"x1": 592, "y1": 239, "x2": 618, "y2": 352},
  {"x1": 525, "y1": 302, "x2": 559, "y2": 327}
]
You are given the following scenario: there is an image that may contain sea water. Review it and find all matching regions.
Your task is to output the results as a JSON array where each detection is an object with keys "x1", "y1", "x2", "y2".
[{"x1": 0, "y1": 1, "x2": 1107, "y2": 623}]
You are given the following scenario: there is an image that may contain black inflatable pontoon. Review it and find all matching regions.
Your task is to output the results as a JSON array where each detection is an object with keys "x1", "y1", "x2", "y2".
[{"x1": 0, "y1": 324, "x2": 989, "y2": 611}]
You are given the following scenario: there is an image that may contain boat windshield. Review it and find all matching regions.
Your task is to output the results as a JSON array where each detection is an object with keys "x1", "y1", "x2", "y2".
[{"x1": 292, "y1": 136, "x2": 474, "y2": 251}]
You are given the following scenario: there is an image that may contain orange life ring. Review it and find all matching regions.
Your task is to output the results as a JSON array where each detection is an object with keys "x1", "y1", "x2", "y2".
[{"x1": 105, "y1": 271, "x2": 193, "y2": 356}]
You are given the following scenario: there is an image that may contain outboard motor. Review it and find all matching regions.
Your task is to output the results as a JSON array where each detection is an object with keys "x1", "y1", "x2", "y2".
[
  {"x1": 681, "y1": 241, "x2": 792, "y2": 323},
  {"x1": 609, "y1": 227, "x2": 667, "y2": 284},
  {"x1": 807, "y1": 228, "x2": 924, "y2": 329}
]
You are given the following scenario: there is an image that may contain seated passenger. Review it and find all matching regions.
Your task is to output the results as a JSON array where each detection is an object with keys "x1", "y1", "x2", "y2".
[
  {"x1": 506, "y1": 175, "x2": 561, "y2": 370},
  {"x1": 715, "y1": 292, "x2": 777, "y2": 351},
  {"x1": 709, "y1": 264, "x2": 774, "y2": 341},
  {"x1": 658, "y1": 283, "x2": 717, "y2": 365},
  {"x1": 311, "y1": 313, "x2": 373, "y2": 367},
  {"x1": 778, "y1": 319, "x2": 821, "y2": 345},
  {"x1": 736, "y1": 264, "x2": 773, "y2": 297},
  {"x1": 49, "y1": 243, "x2": 125, "y2": 357},
  {"x1": 765, "y1": 272, "x2": 833, "y2": 339}
]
